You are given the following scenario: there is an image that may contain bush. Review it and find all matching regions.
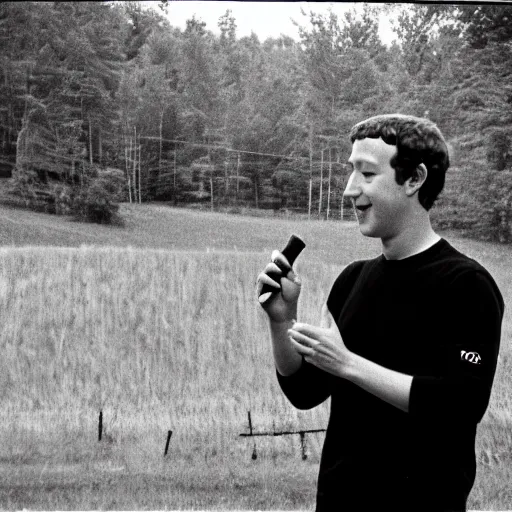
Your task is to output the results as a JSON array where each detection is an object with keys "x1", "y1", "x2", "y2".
[
  {"x1": 72, "y1": 168, "x2": 125, "y2": 225},
  {"x1": 5, "y1": 164, "x2": 125, "y2": 226},
  {"x1": 49, "y1": 183, "x2": 73, "y2": 215},
  {"x1": 6, "y1": 170, "x2": 57, "y2": 213}
]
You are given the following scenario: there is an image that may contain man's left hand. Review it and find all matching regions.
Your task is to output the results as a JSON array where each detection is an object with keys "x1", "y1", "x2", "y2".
[{"x1": 288, "y1": 304, "x2": 352, "y2": 378}]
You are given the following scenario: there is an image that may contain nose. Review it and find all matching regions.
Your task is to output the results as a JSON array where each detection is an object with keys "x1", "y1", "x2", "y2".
[{"x1": 343, "y1": 171, "x2": 361, "y2": 199}]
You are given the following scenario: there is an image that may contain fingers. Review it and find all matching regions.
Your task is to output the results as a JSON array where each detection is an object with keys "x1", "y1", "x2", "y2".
[
  {"x1": 271, "y1": 250, "x2": 292, "y2": 274},
  {"x1": 288, "y1": 324, "x2": 336, "y2": 370},
  {"x1": 288, "y1": 318, "x2": 333, "y2": 355},
  {"x1": 256, "y1": 261, "x2": 284, "y2": 293},
  {"x1": 256, "y1": 273, "x2": 279, "y2": 295},
  {"x1": 288, "y1": 327, "x2": 319, "y2": 348},
  {"x1": 290, "y1": 321, "x2": 325, "y2": 340},
  {"x1": 256, "y1": 249, "x2": 299, "y2": 292},
  {"x1": 272, "y1": 250, "x2": 301, "y2": 286},
  {"x1": 289, "y1": 336, "x2": 316, "y2": 358},
  {"x1": 288, "y1": 325, "x2": 317, "y2": 358}
]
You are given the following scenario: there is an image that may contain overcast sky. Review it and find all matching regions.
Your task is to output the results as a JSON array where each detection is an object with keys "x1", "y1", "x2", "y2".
[{"x1": 145, "y1": 1, "x2": 397, "y2": 45}]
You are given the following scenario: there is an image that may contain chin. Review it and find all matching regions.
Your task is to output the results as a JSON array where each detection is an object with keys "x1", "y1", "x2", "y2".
[{"x1": 358, "y1": 223, "x2": 380, "y2": 238}]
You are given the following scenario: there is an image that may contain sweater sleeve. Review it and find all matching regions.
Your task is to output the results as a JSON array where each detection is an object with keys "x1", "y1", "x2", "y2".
[
  {"x1": 276, "y1": 358, "x2": 333, "y2": 410},
  {"x1": 409, "y1": 270, "x2": 504, "y2": 423},
  {"x1": 275, "y1": 261, "x2": 364, "y2": 410}
]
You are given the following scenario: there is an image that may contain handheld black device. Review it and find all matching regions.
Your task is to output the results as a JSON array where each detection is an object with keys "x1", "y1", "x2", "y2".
[{"x1": 258, "y1": 234, "x2": 306, "y2": 305}]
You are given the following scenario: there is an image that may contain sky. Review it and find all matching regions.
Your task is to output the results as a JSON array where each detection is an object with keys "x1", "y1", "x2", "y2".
[{"x1": 145, "y1": 1, "x2": 398, "y2": 45}]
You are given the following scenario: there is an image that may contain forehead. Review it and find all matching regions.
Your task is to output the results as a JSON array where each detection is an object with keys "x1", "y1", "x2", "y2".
[{"x1": 348, "y1": 137, "x2": 397, "y2": 167}]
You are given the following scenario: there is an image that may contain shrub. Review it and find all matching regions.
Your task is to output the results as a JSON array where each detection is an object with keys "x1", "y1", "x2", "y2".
[
  {"x1": 72, "y1": 168, "x2": 125, "y2": 225},
  {"x1": 49, "y1": 183, "x2": 73, "y2": 215}
]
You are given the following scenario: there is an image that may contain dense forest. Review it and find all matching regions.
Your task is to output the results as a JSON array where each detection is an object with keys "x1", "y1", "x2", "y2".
[{"x1": 0, "y1": 2, "x2": 511, "y2": 241}]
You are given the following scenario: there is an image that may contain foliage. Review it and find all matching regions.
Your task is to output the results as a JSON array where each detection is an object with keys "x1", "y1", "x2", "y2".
[
  {"x1": 71, "y1": 167, "x2": 125, "y2": 225},
  {"x1": 470, "y1": 171, "x2": 512, "y2": 244},
  {"x1": 0, "y1": 2, "x2": 511, "y2": 239},
  {"x1": 0, "y1": 1, "x2": 127, "y2": 223}
]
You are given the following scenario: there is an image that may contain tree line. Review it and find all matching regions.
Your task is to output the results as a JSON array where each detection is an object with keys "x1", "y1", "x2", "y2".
[{"x1": 0, "y1": 2, "x2": 511, "y2": 241}]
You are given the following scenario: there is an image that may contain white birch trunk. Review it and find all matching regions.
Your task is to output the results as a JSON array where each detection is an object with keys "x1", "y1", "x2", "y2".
[
  {"x1": 132, "y1": 128, "x2": 137, "y2": 203},
  {"x1": 236, "y1": 153, "x2": 240, "y2": 204},
  {"x1": 88, "y1": 115, "x2": 93, "y2": 165},
  {"x1": 127, "y1": 135, "x2": 132, "y2": 203},
  {"x1": 138, "y1": 136, "x2": 142, "y2": 204},
  {"x1": 319, "y1": 149, "x2": 324, "y2": 217},
  {"x1": 327, "y1": 148, "x2": 332, "y2": 220}
]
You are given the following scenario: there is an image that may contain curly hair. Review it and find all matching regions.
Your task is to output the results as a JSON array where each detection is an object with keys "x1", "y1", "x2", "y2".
[{"x1": 349, "y1": 114, "x2": 450, "y2": 210}]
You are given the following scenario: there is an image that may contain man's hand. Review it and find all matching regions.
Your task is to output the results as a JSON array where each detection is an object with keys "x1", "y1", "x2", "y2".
[
  {"x1": 288, "y1": 304, "x2": 352, "y2": 378},
  {"x1": 289, "y1": 303, "x2": 413, "y2": 412},
  {"x1": 256, "y1": 249, "x2": 301, "y2": 323}
]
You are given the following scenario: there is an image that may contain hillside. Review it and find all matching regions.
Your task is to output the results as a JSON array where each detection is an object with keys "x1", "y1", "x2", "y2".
[
  {"x1": 0, "y1": 201, "x2": 379, "y2": 263},
  {"x1": 1, "y1": 199, "x2": 511, "y2": 271},
  {"x1": 0, "y1": 202, "x2": 511, "y2": 510}
]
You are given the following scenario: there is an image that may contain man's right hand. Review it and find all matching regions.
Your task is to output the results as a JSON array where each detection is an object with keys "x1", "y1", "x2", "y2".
[{"x1": 256, "y1": 249, "x2": 302, "y2": 323}]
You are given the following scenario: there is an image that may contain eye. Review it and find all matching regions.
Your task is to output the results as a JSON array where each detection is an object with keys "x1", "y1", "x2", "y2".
[{"x1": 362, "y1": 172, "x2": 374, "y2": 178}]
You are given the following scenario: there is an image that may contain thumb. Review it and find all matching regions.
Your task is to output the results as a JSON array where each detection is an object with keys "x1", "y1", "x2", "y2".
[{"x1": 284, "y1": 267, "x2": 301, "y2": 286}]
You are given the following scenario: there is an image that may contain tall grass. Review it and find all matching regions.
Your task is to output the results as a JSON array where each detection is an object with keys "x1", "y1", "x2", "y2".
[
  {"x1": 0, "y1": 207, "x2": 511, "y2": 509},
  {"x1": 0, "y1": 247, "x2": 340, "y2": 463}
]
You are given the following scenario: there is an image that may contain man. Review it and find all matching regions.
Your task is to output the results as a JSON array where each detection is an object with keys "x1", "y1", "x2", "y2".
[{"x1": 256, "y1": 114, "x2": 504, "y2": 511}]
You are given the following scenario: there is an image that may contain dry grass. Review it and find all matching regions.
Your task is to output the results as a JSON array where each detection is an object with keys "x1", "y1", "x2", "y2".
[
  {"x1": 0, "y1": 245, "x2": 335, "y2": 509},
  {"x1": 0, "y1": 203, "x2": 510, "y2": 509}
]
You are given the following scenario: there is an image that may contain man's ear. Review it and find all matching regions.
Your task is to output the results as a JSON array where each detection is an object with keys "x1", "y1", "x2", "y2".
[{"x1": 405, "y1": 163, "x2": 427, "y2": 197}]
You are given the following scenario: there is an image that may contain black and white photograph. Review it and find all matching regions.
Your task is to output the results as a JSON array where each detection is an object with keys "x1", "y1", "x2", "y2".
[{"x1": 0, "y1": 1, "x2": 511, "y2": 510}]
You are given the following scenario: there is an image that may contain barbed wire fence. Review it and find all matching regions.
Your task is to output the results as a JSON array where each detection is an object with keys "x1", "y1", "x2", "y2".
[{"x1": 239, "y1": 410, "x2": 326, "y2": 461}]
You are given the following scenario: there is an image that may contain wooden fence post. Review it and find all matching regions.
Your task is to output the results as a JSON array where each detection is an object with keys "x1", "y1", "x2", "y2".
[
  {"x1": 98, "y1": 411, "x2": 103, "y2": 442},
  {"x1": 248, "y1": 411, "x2": 253, "y2": 436},
  {"x1": 164, "y1": 430, "x2": 173, "y2": 456},
  {"x1": 248, "y1": 411, "x2": 257, "y2": 460},
  {"x1": 300, "y1": 431, "x2": 307, "y2": 460}
]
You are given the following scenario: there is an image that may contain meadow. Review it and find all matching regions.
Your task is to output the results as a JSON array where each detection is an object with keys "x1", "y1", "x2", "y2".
[{"x1": 0, "y1": 203, "x2": 511, "y2": 510}]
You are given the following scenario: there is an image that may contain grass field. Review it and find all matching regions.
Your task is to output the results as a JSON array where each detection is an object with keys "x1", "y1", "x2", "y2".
[{"x1": 0, "y1": 202, "x2": 511, "y2": 510}]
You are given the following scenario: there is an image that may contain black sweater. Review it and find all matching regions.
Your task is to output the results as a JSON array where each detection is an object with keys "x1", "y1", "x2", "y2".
[{"x1": 277, "y1": 238, "x2": 504, "y2": 512}]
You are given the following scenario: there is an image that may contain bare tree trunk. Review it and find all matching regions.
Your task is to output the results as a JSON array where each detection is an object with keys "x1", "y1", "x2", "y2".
[
  {"x1": 309, "y1": 125, "x2": 313, "y2": 220},
  {"x1": 236, "y1": 152, "x2": 240, "y2": 204},
  {"x1": 132, "y1": 127, "x2": 137, "y2": 203},
  {"x1": 138, "y1": 134, "x2": 142, "y2": 204},
  {"x1": 158, "y1": 109, "x2": 163, "y2": 180},
  {"x1": 327, "y1": 148, "x2": 332, "y2": 220},
  {"x1": 224, "y1": 157, "x2": 228, "y2": 203},
  {"x1": 319, "y1": 149, "x2": 324, "y2": 218},
  {"x1": 337, "y1": 151, "x2": 343, "y2": 219},
  {"x1": 173, "y1": 145, "x2": 177, "y2": 205},
  {"x1": 210, "y1": 175, "x2": 214, "y2": 212},
  {"x1": 125, "y1": 136, "x2": 132, "y2": 204},
  {"x1": 88, "y1": 115, "x2": 93, "y2": 165},
  {"x1": 309, "y1": 179, "x2": 313, "y2": 220},
  {"x1": 80, "y1": 97, "x2": 84, "y2": 188},
  {"x1": 15, "y1": 121, "x2": 27, "y2": 175},
  {"x1": 98, "y1": 127, "x2": 102, "y2": 166},
  {"x1": 23, "y1": 65, "x2": 31, "y2": 121},
  {"x1": 6, "y1": 65, "x2": 13, "y2": 153}
]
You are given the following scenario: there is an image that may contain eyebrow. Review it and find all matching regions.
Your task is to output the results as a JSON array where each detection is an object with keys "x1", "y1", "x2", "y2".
[{"x1": 347, "y1": 156, "x2": 379, "y2": 166}]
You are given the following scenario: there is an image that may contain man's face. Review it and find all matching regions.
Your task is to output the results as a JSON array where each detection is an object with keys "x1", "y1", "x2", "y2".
[{"x1": 344, "y1": 137, "x2": 411, "y2": 240}]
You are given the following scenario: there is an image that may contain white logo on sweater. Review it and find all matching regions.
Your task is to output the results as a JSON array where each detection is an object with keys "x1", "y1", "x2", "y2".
[{"x1": 461, "y1": 350, "x2": 481, "y2": 365}]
